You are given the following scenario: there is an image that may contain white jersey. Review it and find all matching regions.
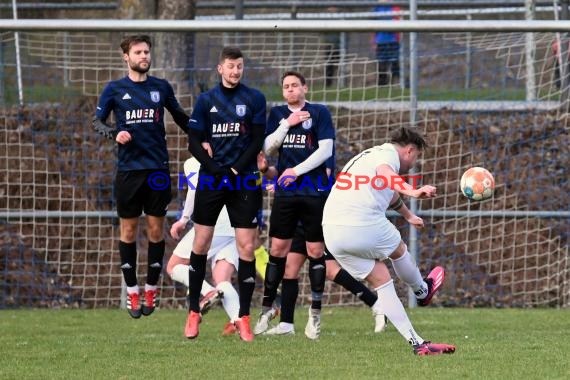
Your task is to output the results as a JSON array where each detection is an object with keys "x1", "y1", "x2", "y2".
[
  {"x1": 182, "y1": 158, "x2": 234, "y2": 236},
  {"x1": 322, "y1": 143, "x2": 400, "y2": 226}
]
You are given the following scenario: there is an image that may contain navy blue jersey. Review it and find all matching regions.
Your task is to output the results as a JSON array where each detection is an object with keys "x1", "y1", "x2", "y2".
[
  {"x1": 266, "y1": 102, "x2": 335, "y2": 197},
  {"x1": 95, "y1": 76, "x2": 188, "y2": 171},
  {"x1": 189, "y1": 83, "x2": 266, "y2": 174}
]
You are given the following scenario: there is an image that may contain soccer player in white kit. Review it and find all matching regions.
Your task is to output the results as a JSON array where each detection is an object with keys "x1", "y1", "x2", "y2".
[{"x1": 322, "y1": 127, "x2": 455, "y2": 356}]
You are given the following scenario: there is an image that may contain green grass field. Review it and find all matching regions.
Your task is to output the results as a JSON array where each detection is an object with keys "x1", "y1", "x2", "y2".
[{"x1": 1, "y1": 307, "x2": 568, "y2": 380}]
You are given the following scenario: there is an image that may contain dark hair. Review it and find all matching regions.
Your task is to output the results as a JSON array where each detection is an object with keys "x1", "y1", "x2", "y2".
[
  {"x1": 120, "y1": 35, "x2": 152, "y2": 54},
  {"x1": 281, "y1": 71, "x2": 306, "y2": 85},
  {"x1": 220, "y1": 46, "x2": 244, "y2": 62},
  {"x1": 390, "y1": 127, "x2": 428, "y2": 150}
]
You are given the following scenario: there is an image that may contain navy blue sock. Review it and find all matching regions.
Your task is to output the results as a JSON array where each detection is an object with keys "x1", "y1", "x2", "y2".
[
  {"x1": 188, "y1": 252, "x2": 207, "y2": 312},
  {"x1": 146, "y1": 240, "x2": 164, "y2": 285},
  {"x1": 262, "y1": 255, "x2": 286, "y2": 308},
  {"x1": 334, "y1": 268, "x2": 378, "y2": 307},
  {"x1": 119, "y1": 241, "x2": 137, "y2": 287},
  {"x1": 280, "y1": 278, "x2": 299, "y2": 324},
  {"x1": 308, "y1": 255, "x2": 326, "y2": 310},
  {"x1": 238, "y1": 258, "x2": 257, "y2": 317}
]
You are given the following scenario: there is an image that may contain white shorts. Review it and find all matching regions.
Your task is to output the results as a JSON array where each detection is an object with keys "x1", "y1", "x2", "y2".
[
  {"x1": 173, "y1": 229, "x2": 239, "y2": 270},
  {"x1": 322, "y1": 218, "x2": 400, "y2": 280}
]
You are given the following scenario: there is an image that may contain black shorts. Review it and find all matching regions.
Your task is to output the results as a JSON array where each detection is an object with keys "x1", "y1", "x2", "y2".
[
  {"x1": 290, "y1": 224, "x2": 334, "y2": 261},
  {"x1": 192, "y1": 174, "x2": 262, "y2": 229},
  {"x1": 290, "y1": 224, "x2": 307, "y2": 255},
  {"x1": 269, "y1": 196, "x2": 325, "y2": 242},
  {"x1": 115, "y1": 170, "x2": 171, "y2": 218}
]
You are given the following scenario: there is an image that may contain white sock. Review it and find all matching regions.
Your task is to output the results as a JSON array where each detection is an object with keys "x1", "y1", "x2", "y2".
[
  {"x1": 390, "y1": 251, "x2": 428, "y2": 298},
  {"x1": 170, "y1": 264, "x2": 190, "y2": 287},
  {"x1": 144, "y1": 284, "x2": 157, "y2": 292},
  {"x1": 170, "y1": 264, "x2": 214, "y2": 296},
  {"x1": 374, "y1": 280, "x2": 424, "y2": 346},
  {"x1": 216, "y1": 281, "x2": 239, "y2": 322},
  {"x1": 201, "y1": 281, "x2": 215, "y2": 295},
  {"x1": 126, "y1": 285, "x2": 139, "y2": 294}
]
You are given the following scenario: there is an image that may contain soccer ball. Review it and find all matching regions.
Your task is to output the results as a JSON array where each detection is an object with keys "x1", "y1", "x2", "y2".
[{"x1": 460, "y1": 167, "x2": 495, "y2": 201}]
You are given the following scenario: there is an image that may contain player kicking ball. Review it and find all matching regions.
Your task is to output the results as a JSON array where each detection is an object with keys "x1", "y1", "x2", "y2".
[{"x1": 322, "y1": 127, "x2": 455, "y2": 355}]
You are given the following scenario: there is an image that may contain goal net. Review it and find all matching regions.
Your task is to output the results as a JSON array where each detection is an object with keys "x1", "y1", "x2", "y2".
[{"x1": 1, "y1": 26, "x2": 568, "y2": 310}]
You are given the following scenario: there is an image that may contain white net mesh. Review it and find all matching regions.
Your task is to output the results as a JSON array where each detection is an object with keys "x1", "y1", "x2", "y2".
[{"x1": 1, "y1": 28, "x2": 568, "y2": 309}]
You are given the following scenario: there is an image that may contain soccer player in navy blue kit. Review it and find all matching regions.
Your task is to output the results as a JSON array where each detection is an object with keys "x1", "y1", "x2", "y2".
[
  {"x1": 185, "y1": 47, "x2": 266, "y2": 341},
  {"x1": 254, "y1": 71, "x2": 335, "y2": 339},
  {"x1": 93, "y1": 35, "x2": 191, "y2": 319}
]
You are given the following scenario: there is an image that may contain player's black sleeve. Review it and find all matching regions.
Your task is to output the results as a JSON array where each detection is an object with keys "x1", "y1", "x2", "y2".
[
  {"x1": 163, "y1": 79, "x2": 190, "y2": 134},
  {"x1": 233, "y1": 123, "x2": 265, "y2": 173},
  {"x1": 169, "y1": 104, "x2": 190, "y2": 134},
  {"x1": 92, "y1": 116, "x2": 117, "y2": 140},
  {"x1": 187, "y1": 128, "x2": 224, "y2": 175}
]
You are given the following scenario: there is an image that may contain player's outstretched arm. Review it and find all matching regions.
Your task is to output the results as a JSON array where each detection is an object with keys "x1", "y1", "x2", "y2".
[
  {"x1": 389, "y1": 194, "x2": 425, "y2": 229},
  {"x1": 164, "y1": 82, "x2": 190, "y2": 133},
  {"x1": 92, "y1": 117, "x2": 117, "y2": 140},
  {"x1": 408, "y1": 185, "x2": 437, "y2": 199},
  {"x1": 376, "y1": 164, "x2": 436, "y2": 199}
]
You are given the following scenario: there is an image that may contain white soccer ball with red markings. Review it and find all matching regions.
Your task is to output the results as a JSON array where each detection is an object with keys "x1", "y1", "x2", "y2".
[{"x1": 460, "y1": 167, "x2": 495, "y2": 201}]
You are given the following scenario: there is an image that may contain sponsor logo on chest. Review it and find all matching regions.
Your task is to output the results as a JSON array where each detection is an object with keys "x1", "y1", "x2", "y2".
[
  {"x1": 283, "y1": 134, "x2": 306, "y2": 144},
  {"x1": 125, "y1": 108, "x2": 156, "y2": 124},
  {"x1": 211, "y1": 122, "x2": 242, "y2": 137},
  {"x1": 283, "y1": 133, "x2": 308, "y2": 148}
]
